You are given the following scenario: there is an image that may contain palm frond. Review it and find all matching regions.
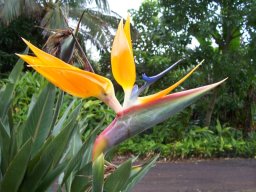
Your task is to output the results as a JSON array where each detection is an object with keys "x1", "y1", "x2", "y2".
[
  {"x1": 69, "y1": 0, "x2": 110, "y2": 12},
  {"x1": 0, "y1": 0, "x2": 40, "y2": 25},
  {"x1": 69, "y1": 8, "x2": 121, "y2": 51},
  {"x1": 94, "y1": 0, "x2": 109, "y2": 12},
  {"x1": 40, "y1": 1, "x2": 69, "y2": 35}
]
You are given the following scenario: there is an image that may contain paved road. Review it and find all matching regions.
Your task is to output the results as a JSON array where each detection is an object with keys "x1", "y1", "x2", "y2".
[{"x1": 133, "y1": 159, "x2": 256, "y2": 192}]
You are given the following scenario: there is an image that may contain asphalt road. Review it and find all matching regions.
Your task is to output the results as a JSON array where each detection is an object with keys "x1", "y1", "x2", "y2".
[{"x1": 133, "y1": 159, "x2": 256, "y2": 192}]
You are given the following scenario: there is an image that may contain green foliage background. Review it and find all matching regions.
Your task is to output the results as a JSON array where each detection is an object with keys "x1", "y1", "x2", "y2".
[{"x1": 0, "y1": 0, "x2": 256, "y2": 159}]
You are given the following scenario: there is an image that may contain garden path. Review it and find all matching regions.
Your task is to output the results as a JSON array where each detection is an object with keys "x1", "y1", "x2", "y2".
[{"x1": 133, "y1": 158, "x2": 256, "y2": 192}]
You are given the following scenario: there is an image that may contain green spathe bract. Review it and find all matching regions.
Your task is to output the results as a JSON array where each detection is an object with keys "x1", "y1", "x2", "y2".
[{"x1": 94, "y1": 79, "x2": 226, "y2": 156}]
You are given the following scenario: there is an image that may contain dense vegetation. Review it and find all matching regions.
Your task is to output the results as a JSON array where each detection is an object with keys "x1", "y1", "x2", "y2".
[
  {"x1": 2, "y1": 70, "x2": 255, "y2": 160},
  {"x1": 0, "y1": 0, "x2": 256, "y2": 159},
  {"x1": 130, "y1": 0, "x2": 256, "y2": 130}
]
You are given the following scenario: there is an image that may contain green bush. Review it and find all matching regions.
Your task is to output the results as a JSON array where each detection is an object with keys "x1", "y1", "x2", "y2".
[{"x1": 118, "y1": 120, "x2": 256, "y2": 159}]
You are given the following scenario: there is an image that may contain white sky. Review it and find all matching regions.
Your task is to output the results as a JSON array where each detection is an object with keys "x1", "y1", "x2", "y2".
[
  {"x1": 87, "y1": 0, "x2": 144, "y2": 60},
  {"x1": 107, "y1": 0, "x2": 144, "y2": 18}
]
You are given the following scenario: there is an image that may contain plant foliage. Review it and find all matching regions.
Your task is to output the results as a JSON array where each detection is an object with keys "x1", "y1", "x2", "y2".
[{"x1": 0, "y1": 57, "x2": 159, "y2": 192}]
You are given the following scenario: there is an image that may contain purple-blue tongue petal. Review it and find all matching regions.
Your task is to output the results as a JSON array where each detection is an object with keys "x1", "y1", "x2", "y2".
[
  {"x1": 142, "y1": 59, "x2": 183, "y2": 84},
  {"x1": 92, "y1": 79, "x2": 226, "y2": 158},
  {"x1": 137, "y1": 59, "x2": 184, "y2": 96}
]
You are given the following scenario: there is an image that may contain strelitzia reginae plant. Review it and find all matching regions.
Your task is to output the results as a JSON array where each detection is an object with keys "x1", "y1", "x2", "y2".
[{"x1": 17, "y1": 16, "x2": 226, "y2": 162}]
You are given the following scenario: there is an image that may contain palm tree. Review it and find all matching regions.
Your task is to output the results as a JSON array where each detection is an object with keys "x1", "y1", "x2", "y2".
[{"x1": 0, "y1": 0, "x2": 121, "y2": 51}]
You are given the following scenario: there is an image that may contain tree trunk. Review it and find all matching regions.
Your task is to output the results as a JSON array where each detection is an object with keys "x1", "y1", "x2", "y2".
[
  {"x1": 204, "y1": 89, "x2": 218, "y2": 127},
  {"x1": 243, "y1": 85, "x2": 254, "y2": 136}
]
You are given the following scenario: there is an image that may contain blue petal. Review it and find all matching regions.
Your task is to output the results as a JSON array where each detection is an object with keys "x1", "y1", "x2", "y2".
[
  {"x1": 142, "y1": 59, "x2": 184, "y2": 85},
  {"x1": 138, "y1": 59, "x2": 184, "y2": 95}
]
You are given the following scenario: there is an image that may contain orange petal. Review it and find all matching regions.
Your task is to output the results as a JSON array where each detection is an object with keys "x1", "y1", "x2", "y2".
[
  {"x1": 17, "y1": 54, "x2": 114, "y2": 99},
  {"x1": 124, "y1": 15, "x2": 132, "y2": 51},
  {"x1": 111, "y1": 20, "x2": 136, "y2": 91},
  {"x1": 138, "y1": 62, "x2": 202, "y2": 104},
  {"x1": 21, "y1": 38, "x2": 79, "y2": 70}
]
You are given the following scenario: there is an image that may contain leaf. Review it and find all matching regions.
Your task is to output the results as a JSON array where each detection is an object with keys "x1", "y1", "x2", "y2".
[
  {"x1": 81, "y1": 118, "x2": 105, "y2": 166},
  {"x1": 61, "y1": 138, "x2": 88, "y2": 185},
  {"x1": 59, "y1": 35, "x2": 76, "y2": 63},
  {"x1": 0, "y1": 120, "x2": 11, "y2": 174},
  {"x1": 52, "y1": 99, "x2": 77, "y2": 136},
  {"x1": 61, "y1": 127, "x2": 83, "y2": 191},
  {"x1": 124, "y1": 155, "x2": 159, "y2": 192},
  {"x1": 0, "y1": 139, "x2": 32, "y2": 192},
  {"x1": 70, "y1": 162, "x2": 92, "y2": 192},
  {"x1": 36, "y1": 161, "x2": 67, "y2": 192},
  {"x1": 104, "y1": 159, "x2": 132, "y2": 192},
  {"x1": 62, "y1": 118, "x2": 105, "y2": 189},
  {"x1": 0, "y1": 51, "x2": 25, "y2": 120},
  {"x1": 7, "y1": 123, "x2": 18, "y2": 171},
  {"x1": 19, "y1": 104, "x2": 81, "y2": 192},
  {"x1": 20, "y1": 83, "x2": 56, "y2": 157},
  {"x1": 92, "y1": 153, "x2": 104, "y2": 192},
  {"x1": 50, "y1": 90, "x2": 64, "y2": 131}
]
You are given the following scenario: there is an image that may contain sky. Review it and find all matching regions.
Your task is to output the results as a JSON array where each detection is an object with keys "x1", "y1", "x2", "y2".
[
  {"x1": 107, "y1": 0, "x2": 144, "y2": 18},
  {"x1": 87, "y1": 0, "x2": 200, "y2": 59},
  {"x1": 87, "y1": 0, "x2": 144, "y2": 60},
  {"x1": 106, "y1": 0, "x2": 200, "y2": 49}
]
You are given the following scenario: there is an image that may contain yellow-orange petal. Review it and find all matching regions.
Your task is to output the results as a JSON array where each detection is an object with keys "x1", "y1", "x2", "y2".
[
  {"x1": 138, "y1": 61, "x2": 203, "y2": 104},
  {"x1": 16, "y1": 54, "x2": 115, "y2": 99},
  {"x1": 21, "y1": 38, "x2": 79, "y2": 71},
  {"x1": 124, "y1": 14, "x2": 132, "y2": 51},
  {"x1": 111, "y1": 20, "x2": 136, "y2": 92}
]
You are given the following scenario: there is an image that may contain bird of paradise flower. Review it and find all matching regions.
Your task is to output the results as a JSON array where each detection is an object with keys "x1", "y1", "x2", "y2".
[{"x1": 17, "y1": 16, "x2": 226, "y2": 160}]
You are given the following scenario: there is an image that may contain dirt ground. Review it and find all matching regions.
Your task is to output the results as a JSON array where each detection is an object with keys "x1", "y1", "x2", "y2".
[{"x1": 133, "y1": 158, "x2": 256, "y2": 192}]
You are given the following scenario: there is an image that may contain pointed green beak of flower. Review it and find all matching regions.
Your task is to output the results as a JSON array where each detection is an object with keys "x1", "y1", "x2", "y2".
[{"x1": 17, "y1": 38, "x2": 122, "y2": 112}]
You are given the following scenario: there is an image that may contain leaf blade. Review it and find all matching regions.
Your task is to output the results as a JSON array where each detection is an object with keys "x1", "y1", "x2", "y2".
[{"x1": 0, "y1": 139, "x2": 32, "y2": 192}]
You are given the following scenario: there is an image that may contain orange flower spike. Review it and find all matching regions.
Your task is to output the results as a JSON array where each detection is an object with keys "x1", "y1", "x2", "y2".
[
  {"x1": 17, "y1": 40, "x2": 122, "y2": 112},
  {"x1": 21, "y1": 38, "x2": 78, "y2": 70},
  {"x1": 139, "y1": 61, "x2": 203, "y2": 104},
  {"x1": 111, "y1": 19, "x2": 136, "y2": 107}
]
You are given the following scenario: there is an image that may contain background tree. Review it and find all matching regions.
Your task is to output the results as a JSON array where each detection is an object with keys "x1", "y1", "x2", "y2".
[
  {"x1": 0, "y1": 0, "x2": 120, "y2": 74},
  {"x1": 0, "y1": 0, "x2": 121, "y2": 48},
  {"x1": 131, "y1": 0, "x2": 256, "y2": 131}
]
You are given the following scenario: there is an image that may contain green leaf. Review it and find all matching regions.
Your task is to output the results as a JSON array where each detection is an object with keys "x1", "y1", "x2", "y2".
[
  {"x1": 61, "y1": 138, "x2": 86, "y2": 185},
  {"x1": 0, "y1": 120, "x2": 11, "y2": 174},
  {"x1": 81, "y1": 118, "x2": 106, "y2": 167},
  {"x1": 20, "y1": 83, "x2": 56, "y2": 157},
  {"x1": 50, "y1": 91, "x2": 64, "y2": 131},
  {"x1": 20, "y1": 104, "x2": 81, "y2": 192},
  {"x1": 52, "y1": 99, "x2": 77, "y2": 136},
  {"x1": 61, "y1": 120, "x2": 104, "y2": 188},
  {"x1": 62, "y1": 128, "x2": 83, "y2": 191},
  {"x1": 92, "y1": 153, "x2": 104, "y2": 192},
  {"x1": 59, "y1": 35, "x2": 76, "y2": 63},
  {"x1": 70, "y1": 162, "x2": 92, "y2": 192},
  {"x1": 0, "y1": 52, "x2": 25, "y2": 119},
  {"x1": 36, "y1": 161, "x2": 67, "y2": 192},
  {"x1": 0, "y1": 139, "x2": 32, "y2": 192},
  {"x1": 7, "y1": 124, "x2": 18, "y2": 171},
  {"x1": 104, "y1": 159, "x2": 132, "y2": 192},
  {"x1": 124, "y1": 155, "x2": 159, "y2": 192}
]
